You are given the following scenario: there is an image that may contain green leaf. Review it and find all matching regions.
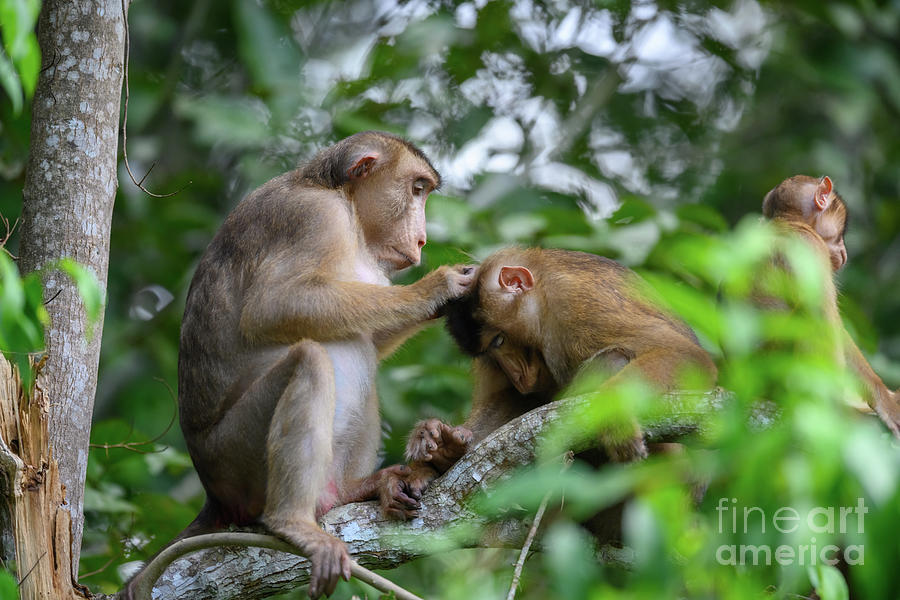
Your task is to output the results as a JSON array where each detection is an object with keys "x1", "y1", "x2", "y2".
[
  {"x1": 0, "y1": 0, "x2": 42, "y2": 99},
  {"x1": 610, "y1": 197, "x2": 657, "y2": 225},
  {"x1": 676, "y1": 203, "x2": 729, "y2": 232},
  {"x1": 0, "y1": 47, "x2": 23, "y2": 114},
  {"x1": 232, "y1": 0, "x2": 302, "y2": 93},
  {"x1": 0, "y1": 253, "x2": 47, "y2": 393},
  {"x1": 54, "y1": 258, "x2": 103, "y2": 337},
  {"x1": 83, "y1": 485, "x2": 139, "y2": 514},
  {"x1": 0, "y1": 569, "x2": 17, "y2": 600},
  {"x1": 807, "y1": 564, "x2": 849, "y2": 600},
  {"x1": 174, "y1": 94, "x2": 271, "y2": 149}
]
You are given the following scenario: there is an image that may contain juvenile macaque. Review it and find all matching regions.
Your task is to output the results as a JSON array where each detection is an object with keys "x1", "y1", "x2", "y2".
[
  {"x1": 126, "y1": 132, "x2": 475, "y2": 599},
  {"x1": 762, "y1": 175, "x2": 900, "y2": 436},
  {"x1": 407, "y1": 247, "x2": 717, "y2": 477}
]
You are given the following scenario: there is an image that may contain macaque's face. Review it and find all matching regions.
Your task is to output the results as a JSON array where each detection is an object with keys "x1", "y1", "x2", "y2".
[
  {"x1": 479, "y1": 328, "x2": 554, "y2": 394},
  {"x1": 815, "y1": 210, "x2": 847, "y2": 271},
  {"x1": 353, "y1": 151, "x2": 437, "y2": 271},
  {"x1": 804, "y1": 176, "x2": 848, "y2": 271},
  {"x1": 763, "y1": 175, "x2": 848, "y2": 271}
]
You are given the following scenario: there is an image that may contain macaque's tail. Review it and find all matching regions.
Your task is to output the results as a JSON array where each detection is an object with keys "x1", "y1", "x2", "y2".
[{"x1": 121, "y1": 499, "x2": 221, "y2": 599}]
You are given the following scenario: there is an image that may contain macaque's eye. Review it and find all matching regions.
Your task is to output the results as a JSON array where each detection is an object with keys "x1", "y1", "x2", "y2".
[
  {"x1": 490, "y1": 333, "x2": 505, "y2": 349},
  {"x1": 412, "y1": 179, "x2": 428, "y2": 196}
]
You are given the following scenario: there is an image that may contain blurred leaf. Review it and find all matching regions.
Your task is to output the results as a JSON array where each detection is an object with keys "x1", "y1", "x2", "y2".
[
  {"x1": 84, "y1": 484, "x2": 139, "y2": 514},
  {"x1": 544, "y1": 522, "x2": 600, "y2": 600},
  {"x1": 55, "y1": 257, "x2": 103, "y2": 337},
  {"x1": 0, "y1": 0, "x2": 40, "y2": 108},
  {"x1": 610, "y1": 197, "x2": 657, "y2": 225},
  {"x1": 0, "y1": 570, "x2": 16, "y2": 600},
  {"x1": 0, "y1": 48, "x2": 22, "y2": 114},
  {"x1": 807, "y1": 564, "x2": 849, "y2": 600},
  {"x1": 677, "y1": 203, "x2": 729, "y2": 233},
  {"x1": 843, "y1": 425, "x2": 899, "y2": 505},
  {"x1": 233, "y1": 0, "x2": 303, "y2": 93},
  {"x1": 174, "y1": 95, "x2": 270, "y2": 149},
  {"x1": 0, "y1": 252, "x2": 47, "y2": 392}
]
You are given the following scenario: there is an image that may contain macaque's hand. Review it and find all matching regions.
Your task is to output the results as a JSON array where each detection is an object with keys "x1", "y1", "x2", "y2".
[
  {"x1": 406, "y1": 418, "x2": 473, "y2": 474},
  {"x1": 306, "y1": 532, "x2": 352, "y2": 599},
  {"x1": 376, "y1": 464, "x2": 422, "y2": 520},
  {"x1": 403, "y1": 462, "x2": 441, "y2": 500},
  {"x1": 421, "y1": 264, "x2": 477, "y2": 309}
]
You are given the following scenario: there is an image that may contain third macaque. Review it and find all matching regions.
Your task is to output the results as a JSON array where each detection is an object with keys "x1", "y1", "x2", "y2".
[
  {"x1": 407, "y1": 247, "x2": 718, "y2": 478},
  {"x1": 762, "y1": 174, "x2": 900, "y2": 436}
]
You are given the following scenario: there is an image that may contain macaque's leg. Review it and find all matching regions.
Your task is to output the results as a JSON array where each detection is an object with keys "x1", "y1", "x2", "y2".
[
  {"x1": 593, "y1": 347, "x2": 713, "y2": 463},
  {"x1": 336, "y1": 388, "x2": 422, "y2": 519},
  {"x1": 844, "y1": 333, "x2": 900, "y2": 436},
  {"x1": 260, "y1": 341, "x2": 351, "y2": 599}
]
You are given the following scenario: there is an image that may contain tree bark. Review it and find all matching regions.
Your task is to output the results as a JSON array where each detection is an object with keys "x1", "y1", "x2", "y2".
[
  {"x1": 18, "y1": 0, "x2": 126, "y2": 577},
  {"x1": 0, "y1": 359, "x2": 85, "y2": 598},
  {"x1": 104, "y1": 390, "x2": 739, "y2": 600}
]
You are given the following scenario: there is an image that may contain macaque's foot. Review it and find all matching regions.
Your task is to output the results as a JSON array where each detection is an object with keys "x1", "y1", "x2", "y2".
[
  {"x1": 306, "y1": 532, "x2": 352, "y2": 599},
  {"x1": 602, "y1": 431, "x2": 649, "y2": 463},
  {"x1": 263, "y1": 518, "x2": 351, "y2": 599},
  {"x1": 376, "y1": 464, "x2": 423, "y2": 520},
  {"x1": 405, "y1": 418, "x2": 473, "y2": 473}
]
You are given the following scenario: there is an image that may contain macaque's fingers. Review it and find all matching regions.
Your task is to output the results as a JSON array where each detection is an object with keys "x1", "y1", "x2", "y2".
[
  {"x1": 402, "y1": 462, "x2": 439, "y2": 498},
  {"x1": 307, "y1": 535, "x2": 350, "y2": 599},
  {"x1": 405, "y1": 418, "x2": 449, "y2": 461},
  {"x1": 341, "y1": 554, "x2": 352, "y2": 582},
  {"x1": 450, "y1": 425, "x2": 474, "y2": 445},
  {"x1": 437, "y1": 264, "x2": 479, "y2": 303},
  {"x1": 440, "y1": 424, "x2": 472, "y2": 454},
  {"x1": 378, "y1": 465, "x2": 423, "y2": 520}
]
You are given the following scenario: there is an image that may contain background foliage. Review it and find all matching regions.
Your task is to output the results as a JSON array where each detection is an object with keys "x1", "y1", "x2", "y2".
[{"x1": 1, "y1": 0, "x2": 899, "y2": 598}]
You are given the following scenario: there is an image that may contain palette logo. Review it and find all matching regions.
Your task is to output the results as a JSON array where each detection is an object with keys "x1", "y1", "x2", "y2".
[{"x1": 714, "y1": 497, "x2": 866, "y2": 566}]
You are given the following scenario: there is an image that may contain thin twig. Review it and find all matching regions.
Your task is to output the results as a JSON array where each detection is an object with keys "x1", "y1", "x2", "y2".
[
  {"x1": 0, "y1": 213, "x2": 20, "y2": 258},
  {"x1": 17, "y1": 551, "x2": 47, "y2": 586},
  {"x1": 89, "y1": 378, "x2": 177, "y2": 454},
  {"x1": 506, "y1": 452, "x2": 575, "y2": 600},
  {"x1": 42, "y1": 289, "x2": 62, "y2": 305},
  {"x1": 130, "y1": 533, "x2": 425, "y2": 600},
  {"x1": 119, "y1": 0, "x2": 191, "y2": 198},
  {"x1": 79, "y1": 551, "x2": 122, "y2": 579}
]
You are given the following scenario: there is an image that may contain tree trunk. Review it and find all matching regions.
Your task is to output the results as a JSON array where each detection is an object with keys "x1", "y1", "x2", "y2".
[
  {"x1": 17, "y1": 0, "x2": 126, "y2": 579},
  {"x1": 0, "y1": 360, "x2": 85, "y2": 599}
]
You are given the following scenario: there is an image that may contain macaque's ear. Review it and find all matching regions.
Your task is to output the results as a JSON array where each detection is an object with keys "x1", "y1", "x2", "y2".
[
  {"x1": 814, "y1": 176, "x2": 833, "y2": 211},
  {"x1": 498, "y1": 266, "x2": 534, "y2": 294},
  {"x1": 348, "y1": 154, "x2": 379, "y2": 180}
]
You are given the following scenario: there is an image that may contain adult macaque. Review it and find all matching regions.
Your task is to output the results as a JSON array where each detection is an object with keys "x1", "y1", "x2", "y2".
[
  {"x1": 407, "y1": 247, "x2": 717, "y2": 478},
  {"x1": 762, "y1": 174, "x2": 900, "y2": 436},
  {"x1": 126, "y1": 131, "x2": 475, "y2": 599}
]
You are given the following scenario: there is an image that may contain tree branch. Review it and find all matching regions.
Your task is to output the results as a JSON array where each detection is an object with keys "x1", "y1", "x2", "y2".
[{"x1": 107, "y1": 389, "x2": 738, "y2": 600}]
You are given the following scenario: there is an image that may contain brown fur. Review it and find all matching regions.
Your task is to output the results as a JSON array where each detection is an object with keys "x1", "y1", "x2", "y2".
[
  {"x1": 762, "y1": 175, "x2": 900, "y2": 437},
  {"x1": 125, "y1": 132, "x2": 475, "y2": 599},
  {"x1": 406, "y1": 247, "x2": 717, "y2": 481},
  {"x1": 763, "y1": 174, "x2": 848, "y2": 271}
]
